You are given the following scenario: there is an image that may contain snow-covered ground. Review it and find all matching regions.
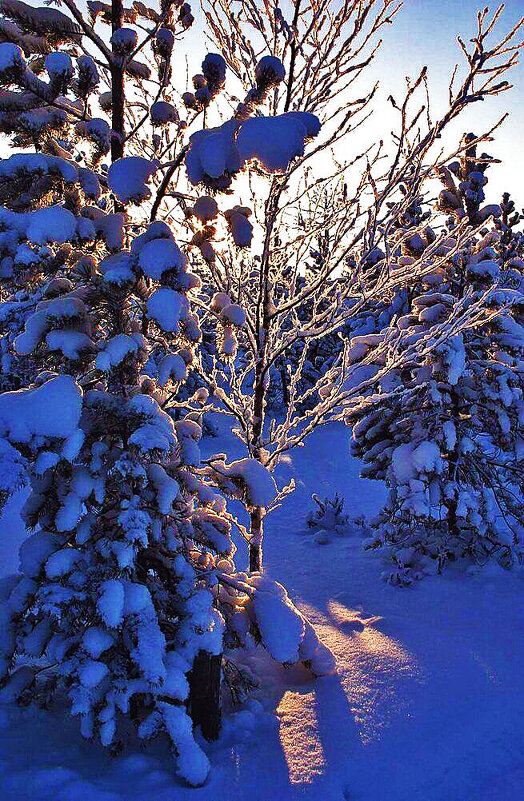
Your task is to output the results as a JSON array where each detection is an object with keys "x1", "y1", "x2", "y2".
[{"x1": 1, "y1": 423, "x2": 523, "y2": 801}]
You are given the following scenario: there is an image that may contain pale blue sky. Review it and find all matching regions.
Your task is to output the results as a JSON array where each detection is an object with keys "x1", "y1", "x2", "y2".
[
  {"x1": 370, "y1": 0, "x2": 523, "y2": 198},
  {"x1": 17, "y1": 1, "x2": 524, "y2": 200}
]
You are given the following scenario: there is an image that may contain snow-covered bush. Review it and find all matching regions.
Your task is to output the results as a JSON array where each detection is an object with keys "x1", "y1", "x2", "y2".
[{"x1": 306, "y1": 493, "x2": 351, "y2": 543}]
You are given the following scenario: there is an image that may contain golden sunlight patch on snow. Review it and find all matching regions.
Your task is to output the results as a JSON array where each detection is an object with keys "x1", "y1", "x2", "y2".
[
  {"x1": 277, "y1": 690, "x2": 326, "y2": 784},
  {"x1": 301, "y1": 599, "x2": 421, "y2": 745}
]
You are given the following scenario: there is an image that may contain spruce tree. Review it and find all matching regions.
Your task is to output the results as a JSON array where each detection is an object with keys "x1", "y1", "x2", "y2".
[
  {"x1": 346, "y1": 147, "x2": 524, "y2": 583},
  {"x1": 0, "y1": 0, "x2": 334, "y2": 785}
]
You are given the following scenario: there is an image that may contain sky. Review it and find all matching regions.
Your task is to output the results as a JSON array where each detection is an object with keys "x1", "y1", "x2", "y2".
[
  {"x1": 185, "y1": 0, "x2": 524, "y2": 204},
  {"x1": 9, "y1": 1, "x2": 524, "y2": 202},
  {"x1": 368, "y1": 0, "x2": 524, "y2": 199},
  {"x1": 190, "y1": 0, "x2": 524, "y2": 201}
]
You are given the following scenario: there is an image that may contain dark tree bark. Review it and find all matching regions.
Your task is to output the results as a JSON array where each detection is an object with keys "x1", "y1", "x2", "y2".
[
  {"x1": 187, "y1": 651, "x2": 222, "y2": 741},
  {"x1": 249, "y1": 507, "x2": 264, "y2": 572},
  {"x1": 444, "y1": 387, "x2": 462, "y2": 543},
  {"x1": 110, "y1": 0, "x2": 125, "y2": 163}
]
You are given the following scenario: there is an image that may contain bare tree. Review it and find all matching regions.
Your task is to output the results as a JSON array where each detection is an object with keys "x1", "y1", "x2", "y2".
[{"x1": 155, "y1": 1, "x2": 523, "y2": 572}]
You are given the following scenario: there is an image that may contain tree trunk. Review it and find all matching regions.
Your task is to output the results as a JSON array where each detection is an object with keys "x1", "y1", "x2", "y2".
[
  {"x1": 249, "y1": 335, "x2": 267, "y2": 572},
  {"x1": 247, "y1": 181, "x2": 280, "y2": 572},
  {"x1": 279, "y1": 358, "x2": 289, "y2": 408},
  {"x1": 110, "y1": 0, "x2": 125, "y2": 163},
  {"x1": 445, "y1": 387, "x2": 461, "y2": 541},
  {"x1": 187, "y1": 650, "x2": 222, "y2": 741},
  {"x1": 249, "y1": 507, "x2": 264, "y2": 572}
]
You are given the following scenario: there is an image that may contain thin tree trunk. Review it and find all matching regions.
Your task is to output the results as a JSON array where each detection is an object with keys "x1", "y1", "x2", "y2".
[
  {"x1": 249, "y1": 507, "x2": 264, "y2": 572},
  {"x1": 279, "y1": 358, "x2": 290, "y2": 408},
  {"x1": 249, "y1": 344, "x2": 267, "y2": 572},
  {"x1": 247, "y1": 181, "x2": 281, "y2": 571},
  {"x1": 110, "y1": 0, "x2": 125, "y2": 163},
  {"x1": 445, "y1": 387, "x2": 461, "y2": 542},
  {"x1": 187, "y1": 651, "x2": 222, "y2": 741}
]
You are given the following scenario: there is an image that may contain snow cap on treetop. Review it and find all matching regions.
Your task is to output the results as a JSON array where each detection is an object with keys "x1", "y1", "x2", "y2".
[{"x1": 255, "y1": 55, "x2": 286, "y2": 87}]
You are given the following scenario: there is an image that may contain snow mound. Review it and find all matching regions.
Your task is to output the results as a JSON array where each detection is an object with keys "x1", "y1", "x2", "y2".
[
  {"x1": 236, "y1": 112, "x2": 321, "y2": 173},
  {"x1": 26, "y1": 206, "x2": 76, "y2": 245},
  {"x1": 108, "y1": 157, "x2": 157, "y2": 204},
  {"x1": 186, "y1": 119, "x2": 241, "y2": 186},
  {"x1": 147, "y1": 288, "x2": 188, "y2": 333},
  {"x1": 247, "y1": 575, "x2": 336, "y2": 674},
  {"x1": 186, "y1": 112, "x2": 321, "y2": 186},
  {"x1": 211, "y1": 457, "x2": 277, "y2": 507},
  {"x1": 0, "y1": 375, "x2": 82, "y2": 443}
]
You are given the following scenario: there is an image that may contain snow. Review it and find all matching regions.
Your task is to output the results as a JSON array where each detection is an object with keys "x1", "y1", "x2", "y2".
[
  {"x1": 78, "y1": 660, "x2": 109, "y2": 689},
  {"x1": 0, "y1": 153, "x2": 76, "y2": 187},
  {"x1": 0, "y1": 375, "x2": 82, "y2": 443},
  {"x1": 107, "y1": 157, "x2": 157, "y2": 204},
  {"x1": 26, "y1": 206, "x2": 76, "y2": 245},
  {"x1": 467, "y1": 259, "x2": 500, "y2": 281},
  {"x1": 148, "y1": 463, "x2": 179, "y2": 514},
  {"x1": 84, "y1": 119, "x2": 111, "y2": 153},
  {"x1": 186, "y1": 113, "x2": 321, "y2": 185},
  {"x1": 211, "y1": 292, "x2": 231, "y2": 311},
  {"x1": 45, "y1": 547, "x2": 82, "y2": 578},
  {"x1": 225, "y1": 207, "x2": 253, "y2": 248},
  {"x1": 221, "y1": 303, "x2": 246, "y2": 327},
  {"x1": 77, "y1": 56, "x2": 99, "y2": 92},
  {"x1": 147, "y1": 287, "x2": 187, "y2": 332},
  {"x1": 0, "y1": 437, "x2": 26, "y2": 499},
  {"x1": 193, "y1": 196, "x2": 218, "y2": 222},
  {"x1": 97, "y1": 580, "x2": 125, "y2": 629},
  {"x1": 219, "y1": 457, "x2": 277, "y2": 507},
  {"x1": 98, "y1": 250, "x2": 133, "y2": 283},
  {"x1": 236, "y1": 112, "x2": 321, "y2": 173},
  {"x1": 96, "y1": 334, "x2": 138, "y2": 372},
  {"x1": 157, "y1": 353, "x2": 187, "y2": 386},
  {"x1": 411, "y1": 440, "x2": 442, "y2": 474},
  {"x1": 249, "y1": 576, "x2": 306, "y2": 663},
  {"x1": 151, "y1": 101, "x2": 178, "y2": 126},
  {"x1": 1, "y1": 424, "x2": 524, "y2": 800},
  {"x1": 186, "y1": 120, "x2": 241, "y2": 185},
  {"x1": 160, "y1": 703, "x2": 211, "y2": 787},
  {"x1": 443, "y1": 420, "x2": 457, "y2": 451},
  {"x1": 155, "y1": 27, "x2": 175, "y2": 55},
  {"x1": 45, "y1": 52, "x2": 73, "y2": 79},
  {"x1": 110, "y1": 27, "x2": 138, "y2": 52},
  {"x1": 255, "y1": 55, "x2": 286, "y2": 85},
  {"x1": 54, "y1": 491, "x2": 84, "y2": 532},
  {"x1": 202, "y1": 53, "x2": 226, "y2": 87},
  {"x1": 46, "y1": 330, "x2": 94, "y2": 361},
  {"x1": 19, "y1": 530, "x2": 61, "y2": 578},
  {"x1": 0, "y1": 41, "x2": 24, "y2": 72},
  {"x1": 82, "y1": 627, "x2": 114, "y2": 659},
  {"x1": 138, "y1": 237, "x2": 185, "y2": 280},
  {"x1": 15, "y1": 297, "x2": 87, "y2": 356}
]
